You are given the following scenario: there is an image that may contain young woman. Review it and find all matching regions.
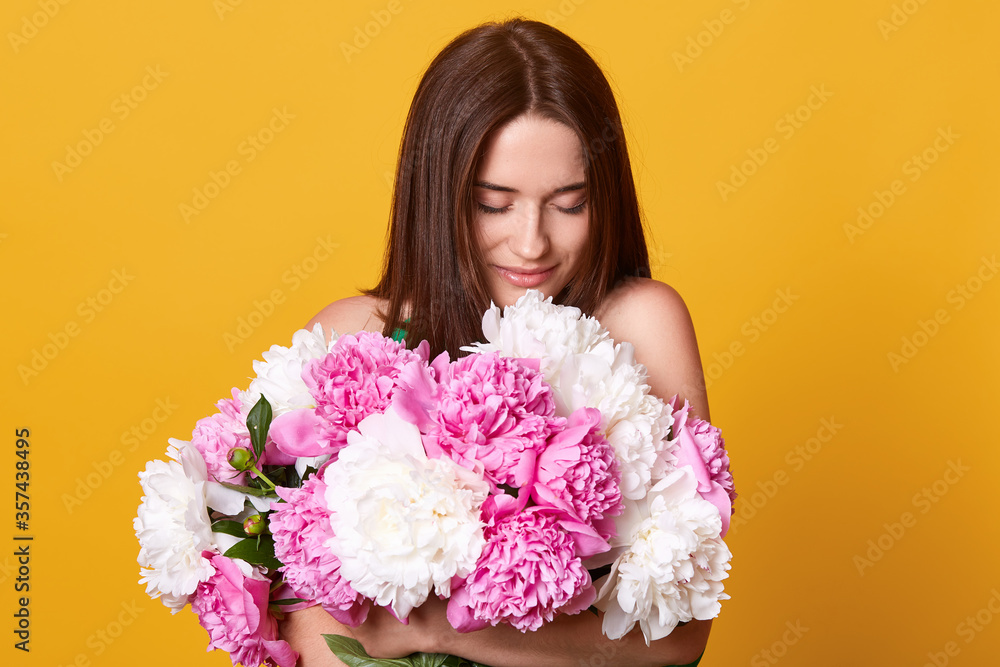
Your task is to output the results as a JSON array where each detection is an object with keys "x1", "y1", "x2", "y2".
[{"x1": 281, "y1": 18, "x2": 714, "y2": 667}]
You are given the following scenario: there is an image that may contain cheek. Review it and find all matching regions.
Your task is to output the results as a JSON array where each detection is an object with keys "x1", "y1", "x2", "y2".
[
  {"x1": 568, "y1": 220, "x2": 591, "y2": 274},
  {"x1": 472, "y1": 217, "x2": 494, "y2": 249},
  {"x1": 568, "y1": 217, "x2": 590, "y2": 256},
  {"x1": 474, "y1": 215, "x2": 514, "y2": 251}
]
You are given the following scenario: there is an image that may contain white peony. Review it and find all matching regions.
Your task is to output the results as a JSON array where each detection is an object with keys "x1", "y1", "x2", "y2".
[
  {"x1": 238, "y1": 323, "x2": 334, "y2": 416},
  {"x1": 558, "y1": 346, "x2": 675, "y2": 500},
  {"x1": 464, "y1": 290, "x2": 615, "y2": 382},
  {"x1": 134, "y1": 439, "x2": 244, "y2": 612},
  {"x1": 322, "y1": 408, "x2": 489, "y2": 619},
  {"x1": 594, "y1": 468, "x2": 731, "y2": 644}
]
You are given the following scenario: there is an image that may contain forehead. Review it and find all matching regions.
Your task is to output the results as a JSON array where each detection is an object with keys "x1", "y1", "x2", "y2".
[{"x1": 476, "y1": 114, "x2": 585, "y2": 189}]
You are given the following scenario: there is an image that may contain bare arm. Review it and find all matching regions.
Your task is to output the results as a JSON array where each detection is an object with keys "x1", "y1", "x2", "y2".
[
  {"x1": 374, "y1": 598, "x2": 711, "y2": 667},
  {"x1": 282, "y1": 597, "x2": 709, "y2": 667},
  {"x1": 279, "y1": 606, "x2": 352, "y2": 667}
]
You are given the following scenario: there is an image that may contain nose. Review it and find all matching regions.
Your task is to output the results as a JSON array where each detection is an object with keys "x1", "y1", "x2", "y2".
[{"x1": 510, "y1": 205, "x2": 549, "y2": 259}]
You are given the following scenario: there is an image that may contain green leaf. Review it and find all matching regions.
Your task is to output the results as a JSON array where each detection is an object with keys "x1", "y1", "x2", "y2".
[
  {"x1": 261, "y1": 463, "x2": 300, "y2": 489},
  {"x1": 247, "y1": 475, "x2": 268, "y2": 490},
  {"x1": 322, "y1": 635, "x2": 416, "y2": 666},
  {"x1": 223, "y1": 535, "x2": 281, "y2": 570},
  {"x1": 438, "y1": 656, "x2": 492, "y2": 667},
  {"x1": 218, "y1": 480, "x2": 277, "y2": 498},
  {"x1": 211, "y1": 520, "x2": 246, "y2": 538},
  {"x1": 269, "y1": 597, "x2": 307, "y2": 606},
  {"x1": 246, "y1": 395, "x2": 273, "y2": 460},
  {"x1": 321, "y1": 635, "x2": 493, "y2": 667}
]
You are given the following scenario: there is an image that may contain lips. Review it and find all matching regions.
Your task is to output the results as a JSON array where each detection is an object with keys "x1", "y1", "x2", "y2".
[{"x1": 494, "y1": 265, "x2": 555, "y2": 288}]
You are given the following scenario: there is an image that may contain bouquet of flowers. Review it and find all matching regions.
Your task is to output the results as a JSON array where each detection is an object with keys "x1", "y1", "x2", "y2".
[{"x1": 134, "y1": 290, "x2": 736, "y2": 667}]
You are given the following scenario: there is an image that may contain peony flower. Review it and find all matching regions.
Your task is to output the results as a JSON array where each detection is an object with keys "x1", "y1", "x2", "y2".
[
  {"x1": 191, "y1": 389, "x2": 253, "y2": 485},
  {"x1": 594, "y1": 468, "x2": 731, "y2": 644},
  {"x1": 418, "y1": 352, "x2": 556, "y2": 488},
  {"x1": 464, "y1": 290, "x2": 615, "y2": 382},
  {"x1": 134, "y1": 439, "x2": 248, "y2": 612},
  {"x1": 323, "y1": 408, "x2": 489, "y2": 619},
  {"x1": 449, "y1": 495, "x2": 596, "y2": 632},
  {"x1": 556, "y1": 345, "x2": 675, "y2": 501},
  {"x1": 269, "y1": 476, "x2": 369, "y2": 626},
  {"x1": 668, "y1": 396, "x2": 736, "y2": 535},
  {"x1": 532, "y1": 407, "x2": 623, "y2": 540},
  {"x1": 191, "y1": 552, "x2": 297, "y2": 667},
  {"x1": 301, "y1": 331, "x2": 430, "y2": 458},
  {"x1": 238, "y1": 323, "x2": 334, "y2": 416}
]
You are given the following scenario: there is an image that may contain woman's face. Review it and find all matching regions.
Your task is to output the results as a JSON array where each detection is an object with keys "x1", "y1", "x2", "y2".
[{"x1": 473, "y1": 113, "x2": 589, "y2": 308}]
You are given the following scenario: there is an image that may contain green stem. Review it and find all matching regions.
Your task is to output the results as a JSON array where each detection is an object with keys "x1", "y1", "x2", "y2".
[{"x1": 251, "y1": 465, "x2": 277, "y2": 490}]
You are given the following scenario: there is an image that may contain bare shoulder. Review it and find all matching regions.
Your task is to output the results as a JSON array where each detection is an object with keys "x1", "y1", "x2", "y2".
[
  {"x1": 595, "y1": 278, "x2": 710, "y2": 420},
  {"x1": 594, "y1": 278, "x2": 697, "y2": 355},
  {"x1": 306, "y1": 295, "x2": 387, "y2": 344},
  {"x1": 594, "y1": 278, "x2": 691, "y2": 331}
]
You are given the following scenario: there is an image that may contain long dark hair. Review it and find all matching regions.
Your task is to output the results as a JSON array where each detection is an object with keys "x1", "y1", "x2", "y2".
[{"x1": 366, "y1": 18, "x2": 650, "y2": 357}]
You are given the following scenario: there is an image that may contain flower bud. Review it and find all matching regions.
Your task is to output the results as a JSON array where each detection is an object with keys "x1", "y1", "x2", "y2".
[
  {"x1": 227, "y1": 446, "x2": 254, "y2": 471},
  {"x1": 243, "y1": 514, "x2": 266, "y2": 536}
]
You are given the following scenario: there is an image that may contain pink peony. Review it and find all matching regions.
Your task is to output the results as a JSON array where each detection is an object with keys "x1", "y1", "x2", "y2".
[
  {"x1": 191, "y1": 389, "x2": 252, "y2": 485},
  {"x1": 190, "y1": 552, "x2": 297, "y2": 667},
  {"x1": 448, "y1": 495, "x2": 595, "y2": 632},
  {"x1": 668, "y1": 396, "x2": 736, "y2": 536},
  {"x1": 532, "y1": 407, "x2": 623, "y2": 540},
  {"x1": 302, "y1": 332, "x2": 429, "y2": 458},
  {"x1": 269, "y1": 476, "x2": 369, "y2": 626},
  {"x1": 419, "y1": 352, "x2": 556, "y2": 488}
]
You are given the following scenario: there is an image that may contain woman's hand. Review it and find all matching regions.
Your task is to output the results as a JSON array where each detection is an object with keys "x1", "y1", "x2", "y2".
[
  {"x1": 282, "y1": 596, "x2": 709, "y2": 667},
  {"x1": 279, "y1": 599, "x2": 453, "y2": 666},
  {"x1": 349, "y1": 596, "x2": 452, "y2": 659},
  {"x1": 279, "y1": 606, "x2": 355, "y2": 667}
]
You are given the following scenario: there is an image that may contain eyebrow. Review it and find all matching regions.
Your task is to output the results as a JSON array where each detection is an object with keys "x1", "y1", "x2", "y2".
[{"x1": 474, "y1": 181, "x2": 586, "y2": 194}]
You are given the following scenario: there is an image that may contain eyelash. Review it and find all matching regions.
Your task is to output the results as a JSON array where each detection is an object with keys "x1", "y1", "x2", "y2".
[
  {"x1": 476, "y1": 203, "x2": 508, "y2": 215},
  {"x1": 475, "y1": 201, "x2": 587, "y2": 215}
]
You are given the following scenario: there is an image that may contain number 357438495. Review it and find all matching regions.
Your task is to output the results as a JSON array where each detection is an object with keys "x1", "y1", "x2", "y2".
[{"x1": 15, "y1": 428, "x2": 30, "y2": 530}]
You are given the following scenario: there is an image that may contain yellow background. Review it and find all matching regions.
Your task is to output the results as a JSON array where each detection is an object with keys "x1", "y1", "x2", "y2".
[{"x1": 3, "y1": 1, "x2": 999, "y2": 665}]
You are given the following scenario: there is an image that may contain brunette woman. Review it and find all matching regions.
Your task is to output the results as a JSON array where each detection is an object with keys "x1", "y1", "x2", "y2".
[{"x1": 282, "y1": 18, "x2": 714, "y2": 667}]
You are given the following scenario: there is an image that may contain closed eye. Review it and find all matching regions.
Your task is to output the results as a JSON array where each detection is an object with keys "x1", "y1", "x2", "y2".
[
  {"x1": 475, "y1": 199, "x2": 586, "y2": 215},
  {"x1": 557, "y1": 200, "x2": 587, "y2": 215},
  {"x1": 476, "y1": 202, "x2": 510, "y2": 214}
]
